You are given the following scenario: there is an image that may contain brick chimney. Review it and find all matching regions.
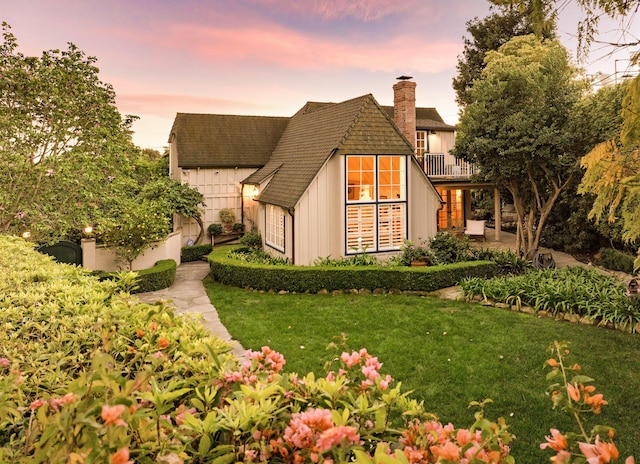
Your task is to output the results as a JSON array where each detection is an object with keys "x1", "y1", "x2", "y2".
[{"x1": 393, "y1": 76, "x2": 416, "y2": 149}]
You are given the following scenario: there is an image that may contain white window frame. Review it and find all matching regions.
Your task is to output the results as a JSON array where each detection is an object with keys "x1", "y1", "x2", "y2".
[{"x1": 265, "y1": 204, "x2": 285, "y2": 252}]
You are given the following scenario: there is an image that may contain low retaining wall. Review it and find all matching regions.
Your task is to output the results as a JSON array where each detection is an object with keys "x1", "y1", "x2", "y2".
[{"x1": 81, "y1": 231, "x2": 182, "y2": 271}]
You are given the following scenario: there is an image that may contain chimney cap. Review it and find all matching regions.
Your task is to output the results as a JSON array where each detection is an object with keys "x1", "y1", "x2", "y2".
[{"x1": 396, "y1": 75, "x2": 413, "y2": 80}]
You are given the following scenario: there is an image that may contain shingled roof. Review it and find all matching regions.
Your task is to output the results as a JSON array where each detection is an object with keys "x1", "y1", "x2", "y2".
[
  {"x1": 244, "y1": 94, "x2": 413, "y2": 211},
  {"x1": 382, "y1": 106, "x2": 456, "y2": 131},
  {"x1": 169, "y1": 113, "x2": 289, "y2": 168}
]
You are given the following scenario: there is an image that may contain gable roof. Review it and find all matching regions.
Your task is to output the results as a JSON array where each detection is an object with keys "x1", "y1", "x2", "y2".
[
  {"x1": 382, "y1": 106, "x2": 456, "y2": 132},
  {"x1": 244, "y1": 94, "x2": 413, "y2": 210},
  {"x1": 169, "y1": 113, "x2": 289, "y2": 168}
]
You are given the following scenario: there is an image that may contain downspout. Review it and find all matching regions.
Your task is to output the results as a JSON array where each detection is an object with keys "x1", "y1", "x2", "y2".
[
  {"x1": 288, "y1": 207, "x2": 295, "y2": 265},
  {"x1": 240, "y1": 182, "x2": 245, "y2": 226}
]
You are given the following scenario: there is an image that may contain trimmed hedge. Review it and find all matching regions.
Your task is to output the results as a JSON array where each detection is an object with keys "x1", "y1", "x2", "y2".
[
  {"x1": 134, "y1": 259, "x2": 177, "y2": 292},
  {"x1": 208, "y1": 245, "x2": 499, "y2": 293},
  {"x1": 598, "y1": 247, "x2": 637, "y2": 274},
  {"x1": 181, "y1": 244, "x2": 213, "y2": 262},
  {"x1": 94, "y1": 259, "x2": 177, "y2": 293}
]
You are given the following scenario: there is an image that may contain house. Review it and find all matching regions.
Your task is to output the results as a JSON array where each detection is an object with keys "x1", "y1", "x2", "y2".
[{"x1": 168, "y1": 78, "x2": 444, "y2": 265}]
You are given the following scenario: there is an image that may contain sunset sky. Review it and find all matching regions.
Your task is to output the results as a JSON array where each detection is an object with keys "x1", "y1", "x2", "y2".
[{"x1": 3, "y1": 1, "x2": 636, "y2": 150}]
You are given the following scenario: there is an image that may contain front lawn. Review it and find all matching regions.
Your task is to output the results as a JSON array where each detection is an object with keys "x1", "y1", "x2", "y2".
[{"x1": 205, "y1": 279, "x2": 640, "y2": 462}]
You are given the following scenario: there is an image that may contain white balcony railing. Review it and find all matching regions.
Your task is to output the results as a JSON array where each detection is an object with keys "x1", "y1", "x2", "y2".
[{"x1": 419, "y1": 153, "x2": 479, "y2": 178}]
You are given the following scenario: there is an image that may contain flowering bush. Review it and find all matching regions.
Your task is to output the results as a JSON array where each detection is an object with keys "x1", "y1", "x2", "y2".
[
  {"x1": 540, "y1": 341, "x2": 635, "y2": 464},
  {"x1": 0, "y1": 236, "x2": 637, "y2": 463}
]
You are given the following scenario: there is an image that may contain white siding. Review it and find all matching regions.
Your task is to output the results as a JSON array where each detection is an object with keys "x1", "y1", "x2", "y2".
[
  {"x1": 408, "y1": 161, "x2": 440, "y2": 242},
  {"x1": 294, "y1": 155, "x2": 342, "y2": 265},
  {"x1": 179, "y1": 167, "x2": 257, "y2": 245}
]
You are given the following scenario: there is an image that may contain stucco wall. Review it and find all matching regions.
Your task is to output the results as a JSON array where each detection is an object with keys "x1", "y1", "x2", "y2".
[{"x1": 81, "y1": 231, "x2": 182, "y2": 271}]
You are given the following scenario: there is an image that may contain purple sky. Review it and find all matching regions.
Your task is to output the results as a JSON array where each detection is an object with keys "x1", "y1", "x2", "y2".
[{"x1": 3, "y1": 0, "x2": 636, "y2": 150}]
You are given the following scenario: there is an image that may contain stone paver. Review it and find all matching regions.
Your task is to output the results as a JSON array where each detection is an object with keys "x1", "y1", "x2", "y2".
[{"x1": 137, "y1": 261, "x2": 246, "y2": 359}]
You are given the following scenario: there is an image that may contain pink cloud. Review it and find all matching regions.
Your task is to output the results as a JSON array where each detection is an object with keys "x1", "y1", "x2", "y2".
[
  {"x1": 115, "y1": 93, "x2": 269, "y2": 118},
  {"x1": 166, "y1": 23, "x2": 461, "y2": 73},
  {"x1": 248, "y1": 0, "x2": 413, "y2": 22}
]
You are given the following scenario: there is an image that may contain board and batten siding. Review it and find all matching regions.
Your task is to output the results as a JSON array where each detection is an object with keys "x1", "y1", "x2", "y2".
[
  {"x1": 178, "y1": 166, "x2": 257, "y2": 244},
  {"x1": 293, "y1": 154, "x2": 342, "y2": 266},
  {"x1": 408, "y1": 160, "x2": 440, "y2": 242}
]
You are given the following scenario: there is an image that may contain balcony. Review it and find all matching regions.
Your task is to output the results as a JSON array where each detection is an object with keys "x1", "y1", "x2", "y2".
[{"x1": 419, "y1": 153, "x2": 480, "y2": 178}]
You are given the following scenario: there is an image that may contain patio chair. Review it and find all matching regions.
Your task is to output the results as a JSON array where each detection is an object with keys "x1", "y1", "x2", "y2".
[{"x1": 464, "y1": 219, "x2": 486, "y2": 241}]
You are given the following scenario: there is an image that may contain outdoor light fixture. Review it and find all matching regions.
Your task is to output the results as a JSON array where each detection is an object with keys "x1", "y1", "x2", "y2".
[
  {"x1": 244, "y1": 184, "x2": 259, "y2": 200},
  {"x1": 22, "y1": 230, "x2": 31, "y2": 239},
  {"x1": 83, "y1": 225, "x2": 93, "y2": 235}
]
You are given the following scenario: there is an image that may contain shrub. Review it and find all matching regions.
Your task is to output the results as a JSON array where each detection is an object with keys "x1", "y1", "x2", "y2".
[
  {"x1": 210, "y1": 245, "x2": 498, "y2": 293},
  {"x1": 218, "y1": 207, "x2": 236, "y2": 226},
  {"x1": 598, "y1": 247, "x2": 637, "y2": 274},
  {"x1": 181, "y1": 244, "x2": 213, "y2": 262},
  {"x1": 429, "y1": 231, "x2": 475, "y2": 264},
  {"x1": 232, "y1": 222, "x2": 246, "y2": 233},
  {"x1": 207, "y1": 223, "x2": 223, "y2": 237},
  {"x1": 398, "y1": 239, "x2": 434, "y2": 265},
  {"x1": 240, "y1": 230, "x2": 262, "y2": 249},
  {"x1": 130, "y1": 259, "x2": 177, "y2": 292},
  {"x1": 94, "y1": 259, "x2": 177, "y2": 293},
  {"x1": 460, "y1": 266, "x2": 640, "y2": 331}
]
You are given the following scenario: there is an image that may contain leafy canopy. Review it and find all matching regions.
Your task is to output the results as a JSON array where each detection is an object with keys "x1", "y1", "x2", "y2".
[
  {"x1": 454, "y1": 35, "x2": 584, "y2": 258},
  {"x1": 0, "y1": 23, "x2": 205, "y2": 264}
]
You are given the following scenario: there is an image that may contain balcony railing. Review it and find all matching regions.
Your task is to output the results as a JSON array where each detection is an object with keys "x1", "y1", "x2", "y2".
[{"x1": 419, "y1": 153, "x2": 479, "y2": 178}]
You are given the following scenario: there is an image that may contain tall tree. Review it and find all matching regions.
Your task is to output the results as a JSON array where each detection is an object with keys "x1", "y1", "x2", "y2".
[
  {"x1": 454, "y1": 35, "x2": 584, "y2": 259},
  {"x1": 454, "y1": 1, "x2": 556, "y2": 108},
  {"x1": 0, "y1": 22, "x2": 137, "y2": 242},
  {"x1": 491, "y1": 0, "x2": 640, "y2": 60},
  {"x1": 578, "y1": 76, "x2": 640, "y2": 265}
]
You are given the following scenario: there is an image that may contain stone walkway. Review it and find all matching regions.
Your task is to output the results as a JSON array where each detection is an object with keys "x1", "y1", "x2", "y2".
[{"x1": 136, "y1": 261, "x2": 246, "y2": 359}]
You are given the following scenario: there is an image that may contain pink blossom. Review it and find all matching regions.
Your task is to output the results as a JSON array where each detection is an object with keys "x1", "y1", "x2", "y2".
[
  {"x1": 284, "y1": 408, "x2": 334, "y2": 450},
  {"x1": 379, "y1": 374, "x2": 394, "y2": 391},
  {"x1": 326, "y1": 371, "x2": 336, "y2": 382},
  {"x1": 316, "y1": 425, "x2": 361, "y2": 452},
  {"x1": 50, "y1": 393, "x2": 76, "y2": 412},
  {"x1": 101, "y1": 404, "x2": 127, "y2": 427},
  {"x1": 30, "y1": 399, "x2": 48, "y2": 410},
  {"x1": 341, "y1": 351, "x2": 361, "y2": 368},
  {"x1": 0, "y1": 357, "x2": 9, "y2": 368},
  {"x1": 45, "y1": 169, "x2": 55, "y2": 176},
  {"x1": 15, "y1": 211, "x2": 25, "y2": 219},
  {"x1": 175, "y1": 404, "x2": 196, "y2": 425}
]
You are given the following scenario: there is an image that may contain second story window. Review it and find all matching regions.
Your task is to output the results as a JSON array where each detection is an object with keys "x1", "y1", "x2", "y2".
[
  {"x1": 415, "y1": 130, "x2": 427, "y2": 157},
  {"x1": 346, "y1": 155, "x2": 407, "y2": 253}
]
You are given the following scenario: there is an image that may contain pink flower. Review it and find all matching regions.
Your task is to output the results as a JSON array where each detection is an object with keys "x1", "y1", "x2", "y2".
[
  {"x1": 284, "y1": 408, "x2": 334, "y2": 450},
  {"x1": 381, "y1": 375, "x2": 395, "y2": 391},
  {"x1": 578, "y1": 435, "x2": 619, "y2": 463},
  {"x1": 45, "y1": 169, "x2": 55, "y2": 176},
  {"x1": 101, "y1": 404, "x2": 127, "y2": 427},
  {"x1": 50, "y1": 393, "x2": 76, "y2": 411},
  {"x1": 175, "y1": 404, "x2": 196, "y2": 425},
  {"x1": 316, "y1": 425, "x2": 361, "y2": 452},
  {"x1": 541, "y1": 429, "x2": 568, "y2": 452},
  {"x1": 0, "y1": 357, "x2": 9, "y2": 368},
  {"x1": 341, "y1": 351, "x2": 361, "y2": 368},
  {"x1": 110, "y1": 447, "x2": 133, "y2": 464},
  {"x1": 430, "y1": 441, "x2": 461, "y2": 461},
  {"x1": 30, "y1": 399, "x2": 48, "y2": 410}
]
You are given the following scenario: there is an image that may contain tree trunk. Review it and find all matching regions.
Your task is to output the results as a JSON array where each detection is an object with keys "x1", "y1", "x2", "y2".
[{"x1": 194, "y1": 215, "x2": 204, "y2": 245}]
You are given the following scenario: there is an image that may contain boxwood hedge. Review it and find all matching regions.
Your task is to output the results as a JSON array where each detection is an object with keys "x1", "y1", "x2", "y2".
[{"x1": 208, "y1": 245, "x2": 499, "y2": 293}]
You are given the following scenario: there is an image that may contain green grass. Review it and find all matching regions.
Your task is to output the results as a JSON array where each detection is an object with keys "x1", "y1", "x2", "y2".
[{"x1": 204, "y1": 279, "x2": 640, "y2": 462}]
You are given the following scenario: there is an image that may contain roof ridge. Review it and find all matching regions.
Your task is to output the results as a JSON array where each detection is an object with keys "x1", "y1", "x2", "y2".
[{"x1": 335, "y1": 94, "x2": 374, "y2": 150}]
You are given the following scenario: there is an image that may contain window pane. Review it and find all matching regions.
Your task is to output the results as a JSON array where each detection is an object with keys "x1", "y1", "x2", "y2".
[
  {"x1": 378, "y1": 203, "x2": 405, "y2": 250},
  {"x1": 378, "y1": 156, "x2": 405, "y2": 201},
  {"x1": 347, "y1": 156, "x2": 375, "y2": 202},
  {"x1": 346, "y1": 205, "x2": 375, "y2": 252}
]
